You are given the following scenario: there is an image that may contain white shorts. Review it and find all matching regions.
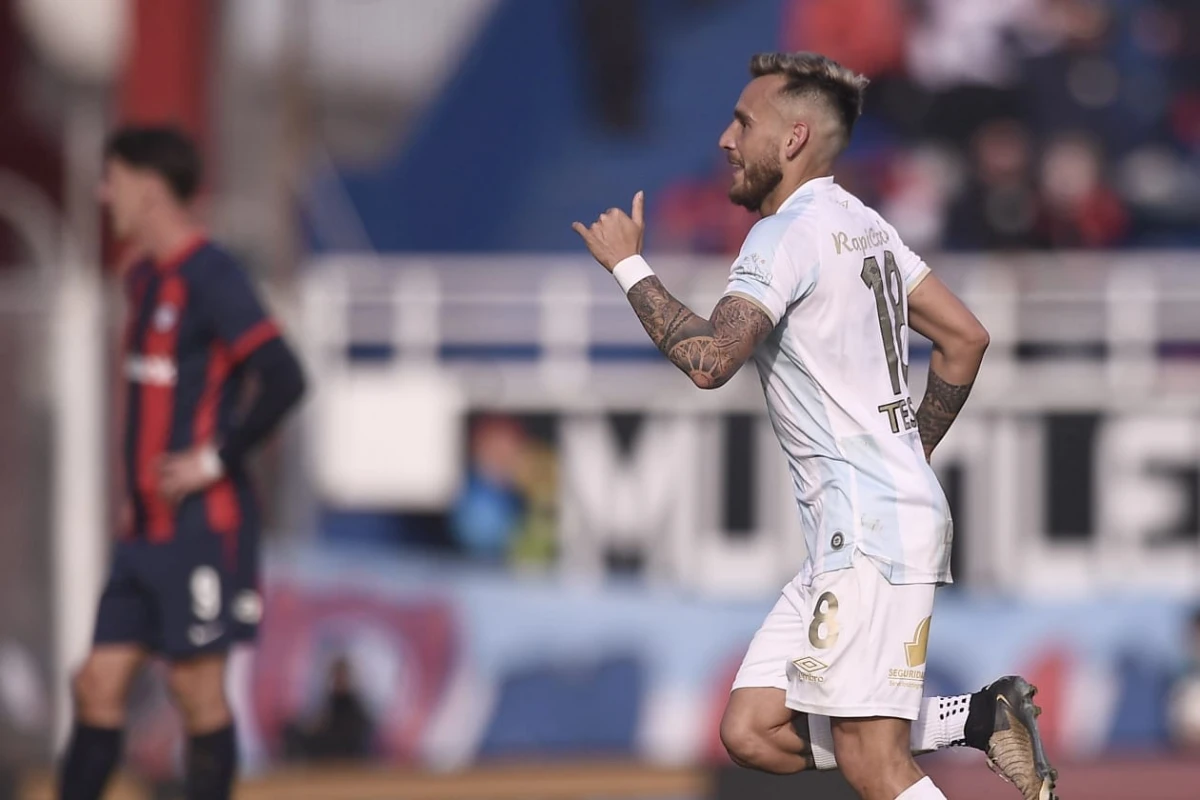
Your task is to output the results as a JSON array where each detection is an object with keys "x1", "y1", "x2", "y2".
[{"x1": 731, "y1": 557, "x2": 935, "y2": 720}]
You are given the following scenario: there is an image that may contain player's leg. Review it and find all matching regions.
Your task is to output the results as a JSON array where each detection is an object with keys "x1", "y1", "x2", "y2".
[
  {"x1": 828, "y1": 704, "x2": 1055, "y2": 800},
  {"x1": 168, "y1": 652, "x2": 234, "y2": 732},
  {"x1": 721, "y1": 688, "x2": 817, "y2": 773},
  {"x1": 721, "y1": 576, "x2": 1053, "y2": 788},
  {"x1": 60, "y1": 544, "x2": 152, "y2": 800},
  {"x1": 61, "y1": 645, "x2": 149, "y2": 800},
  {"x1": 831, "y1": 716, "x2": 935, "y2": 800},
  {"x1": 722, "y1": 582, "x2": 959, "y2": 774},
  {"x1": 783, "y1": 561, "x2": 952, "y2": 799},
  {"x1": 155, "y1": 532, "x2": 242, "y2": 800},
  {"x1": 167, "y1": 653, "x2": 237, "y2": 800},
  {"x1": 785, "y1": 562, "x2": 1057, "y2": 799},
  {"x1": 721, "y1": 687, "x2": 985, "y2": 775},
  {"x1": 70, "y1": 644, "x2": 149, "y2": 727},
  {"x1": 721, "y1": 582, "x2": 822, "y2": 771}
]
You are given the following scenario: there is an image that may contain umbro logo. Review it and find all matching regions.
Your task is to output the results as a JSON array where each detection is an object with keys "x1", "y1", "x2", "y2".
[{"x1": 793, "y1": 656, "x2": 829, "y2": 675}]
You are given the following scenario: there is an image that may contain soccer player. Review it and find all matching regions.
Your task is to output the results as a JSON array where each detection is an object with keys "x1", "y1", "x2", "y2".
[
  {"x1": 574, "y1": 53, "x2": 1057, "y2": 800},
  {"x1": 59, "y1": 126, "x2": 306, "y2": 800}
]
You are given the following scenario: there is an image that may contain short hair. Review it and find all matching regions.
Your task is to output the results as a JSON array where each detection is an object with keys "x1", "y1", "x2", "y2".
[
  {"x1": 749, "y1": 52, "x2": 869, "y2": 145},
  {"x1": 104, "y1": 125, "x2": 202, "y2": 203}
]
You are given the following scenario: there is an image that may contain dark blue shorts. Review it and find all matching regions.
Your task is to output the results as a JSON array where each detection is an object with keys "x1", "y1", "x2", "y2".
[{"x1": 92, "y1": 522, "x2": 260, "y2": 660}]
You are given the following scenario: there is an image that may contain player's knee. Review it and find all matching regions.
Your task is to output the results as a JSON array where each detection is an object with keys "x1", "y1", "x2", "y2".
[
  {"x1": 719, "y1": 713, "x2": 774, "y2": 771},
  {"x1": 830, "y1": 724, "x2": 914, "y2": 796},
  {"x1": 167, "y1": 660, "x2": 230, "y2": 730},
  {"x1": 72, "y1": 660, "x2": 126, "y2": 719},
  {"x1": 166, "y1": 666, "x2": 223, "y2": 709}
]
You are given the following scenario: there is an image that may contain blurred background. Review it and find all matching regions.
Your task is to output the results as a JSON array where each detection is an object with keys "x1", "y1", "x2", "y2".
[{"x1": 1, "y1": 0, "x2": 1200, "y2": 797}]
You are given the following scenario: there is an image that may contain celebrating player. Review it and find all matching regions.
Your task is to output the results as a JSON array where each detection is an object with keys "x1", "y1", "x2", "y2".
[
  {"x1": 59, "y1": 126, "x2": 306, "y2": 800},
  {"x1": 574, "y1": 53, "x2": 1057, "y2": 800}
]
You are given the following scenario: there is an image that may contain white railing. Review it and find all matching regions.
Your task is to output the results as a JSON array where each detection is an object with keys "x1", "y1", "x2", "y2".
[
  {"x1": 296, "y1": 253, "x2": 1200, "y2": 599},
  {"x1": 300, "y1": 252, "x2": 1200, "y2": 410}
]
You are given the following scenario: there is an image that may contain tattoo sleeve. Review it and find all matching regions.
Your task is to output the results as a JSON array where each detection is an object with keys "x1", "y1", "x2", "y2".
[
  {"x1": 625, "y1": 277, "x2": 774, "y2": 388},
  {"x1": 915, "y1": 369, "x2": 974, "y2": 457}
]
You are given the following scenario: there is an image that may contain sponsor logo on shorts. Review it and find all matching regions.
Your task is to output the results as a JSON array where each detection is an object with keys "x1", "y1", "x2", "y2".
[
  {"x1": 233, "y1": 591, "x2": 263, "y2": 624},
  {"x1": 905, "y1": 616, "x2": 931, "y2": 668},
  {"x1": 792, "y1": 656, "x2": 829, "y2": 683},
  {"x1": 188, "y1": 622, "x2": 225, "y2": 647},
  {"x1": 830, "y1": 532, "x2": 845, "y2": 550},
  {"x1": 888, "y1": 667, "x2": 925, "y2": 690},
  {"x1": 888, "y1": 616, "x2": 932, "y2": 690}
]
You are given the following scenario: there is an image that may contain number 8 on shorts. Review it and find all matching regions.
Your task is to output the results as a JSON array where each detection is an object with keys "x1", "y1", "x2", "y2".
[{"x1": 785, "y1": 559, "x2": 936, "y2": 721}]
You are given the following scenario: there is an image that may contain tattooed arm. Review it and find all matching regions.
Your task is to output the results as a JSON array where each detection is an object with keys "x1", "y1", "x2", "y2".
[
  {"x1": 627, "y1": 277, "x2": 774, "y2": 389},
  {"x1": 908, "y1": 273, "x2": 990, "y2": 460},
  {"x1": 570, "y1": 192, "x2": 774, "y2": 387},
  {"x1": 914, "y1": 370, "x2": 974, "y2": 460}
]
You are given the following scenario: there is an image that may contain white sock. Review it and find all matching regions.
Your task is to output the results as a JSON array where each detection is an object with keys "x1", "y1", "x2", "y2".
[
  {"x1": 806, "y1": 714, "x2": 838, "y2": 770},
  {"x1": 896, "y1": 776, "x2": 949, "y2": 799},
  {"x1": 910, "y1": 694, "x2": 972, "y2": 753}
]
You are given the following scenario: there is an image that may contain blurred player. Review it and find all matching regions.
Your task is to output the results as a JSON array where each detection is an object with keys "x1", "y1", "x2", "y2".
[
  {"x1": 574, "y1": 53, "x2": 1057, "y2": 800},
  {"x1": 59, "y1": 126, "x2": 306, "y2": 800}
]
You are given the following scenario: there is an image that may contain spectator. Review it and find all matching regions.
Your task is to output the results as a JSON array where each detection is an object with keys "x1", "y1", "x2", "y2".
[
  {"x1": 946, "y1": 119, "x2": 1044, "y2": 251},
  {"x1": 1037, "y1": 132, "x2": 1129, "y2": 248},
  {"x1": 282, "y1": 656, "x2": 376, "y2": 762},
  {"x1": 878, "y1": 144, "x2": 961, "y2": 252},
  {"x1": 452, "y1": 416, "x2": 530, "y2": 561},
  {"x1": 782, "y1": 0, "x2": 907, "y2": 80}
]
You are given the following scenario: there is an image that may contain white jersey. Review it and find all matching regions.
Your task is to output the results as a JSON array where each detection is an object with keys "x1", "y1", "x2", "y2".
[{"x1": 724, "y1": 176, "x2": 953, "y2": 585}]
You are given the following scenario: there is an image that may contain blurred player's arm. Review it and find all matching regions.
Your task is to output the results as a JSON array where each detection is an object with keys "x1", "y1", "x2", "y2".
[
  {"x1": 626, "y1": 281, "x2": 773, "y2": 388},
  {"x1": 218, "y1": 338, "x2": 306, "y2": 469},
  {"x1": 160, "y1": 261, "x2": 307, "y2": 502},
  {"x1": 907, "y1": 274, "x2": 989, "y2": 460},
  {"x1": 202, "y1": 263, "x2": 308, "y2": 472}
]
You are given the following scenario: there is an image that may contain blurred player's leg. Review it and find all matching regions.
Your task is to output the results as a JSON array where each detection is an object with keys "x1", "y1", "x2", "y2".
[
  {"x1": 168, "y1": 654, "x2": 237, "y2": 800},
  {"x1": 59, "y1": 644, "x2": 147, "y2": 800}
]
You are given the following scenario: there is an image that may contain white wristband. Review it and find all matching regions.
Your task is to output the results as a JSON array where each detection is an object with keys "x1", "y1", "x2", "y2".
[
  {"x1": 198, "y1": 444, "x2": 225, "y2": 481},
  {"x1": 612, "y1": 255, "x2": 655, "y2": 294}
]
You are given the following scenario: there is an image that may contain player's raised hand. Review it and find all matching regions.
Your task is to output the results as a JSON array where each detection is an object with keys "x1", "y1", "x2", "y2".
[{"x1": 572, "y1": 191, "x2": 645, "y2": 272}]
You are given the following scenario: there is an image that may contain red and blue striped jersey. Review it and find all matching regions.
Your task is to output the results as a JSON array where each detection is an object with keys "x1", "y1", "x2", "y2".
[{"x1": 121, "y1": 236, "x2": 280, "y2": 541}]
